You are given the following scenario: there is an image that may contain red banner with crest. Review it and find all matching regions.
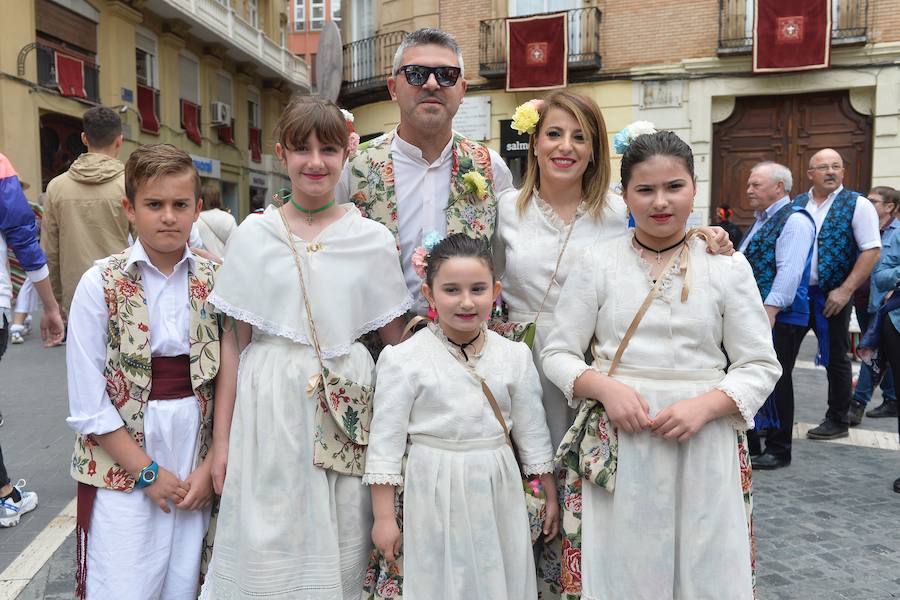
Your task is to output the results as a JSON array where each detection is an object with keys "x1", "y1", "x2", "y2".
[
  {"x1": 506, "y1": 13, "x2": 567, "y2": 91},
  {"x1": 753, "y1": 0, "x2": 831, "y2": 73}
]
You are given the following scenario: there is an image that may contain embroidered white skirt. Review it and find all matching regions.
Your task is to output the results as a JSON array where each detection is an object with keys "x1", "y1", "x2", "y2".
[
  {"x1": 401, "y1": 433, "x2": 537, "y2": 600},
  {"x1": 580, "y1": 363, "x2": 753, "y2": 600},
  {"x1": 202, "y1": 334, "x2": 374, "y2": 600}
]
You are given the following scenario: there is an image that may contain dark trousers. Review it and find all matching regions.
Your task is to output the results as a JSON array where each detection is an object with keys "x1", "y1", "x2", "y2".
[
  {"x1": 0, "y1": 314, "x2": 10, "y2": 488},
  {"x1": 877, "y1": 317, "x2": 900, "y2": 442},
  {"x1": 750, "y1": 321, "x2": 807, "y2": 458},
  {"x1": 755, "y1": 299, "x2": 853, "y2": 457}
]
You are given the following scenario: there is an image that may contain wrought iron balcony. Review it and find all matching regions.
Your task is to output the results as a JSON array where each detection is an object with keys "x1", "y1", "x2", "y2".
[
  {"x1": 340, "y1": 31, "x2": 408, "y2": 105},
  {"x1": 719, "y1": 0, "x2": 868, "y2": 53},
  {"x1": 36, "y1": 44, "x2": 100, "y2": 103},
  {"x1": 479, "y1": 7, "x2": 602, "y2": 78}
]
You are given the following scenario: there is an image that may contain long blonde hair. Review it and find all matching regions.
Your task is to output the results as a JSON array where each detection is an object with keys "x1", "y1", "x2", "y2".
[{"x1": 516, "y1": 90, "x2": 611, "y2": 218}]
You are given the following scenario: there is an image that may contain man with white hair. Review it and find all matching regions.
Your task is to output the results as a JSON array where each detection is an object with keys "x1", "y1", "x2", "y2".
[
  {"x1": 336, "y1": 28, "x2": 513, "y2": 315},
  {"x1": 740, "y1": 161, "x2": 816, "y2": 469}
]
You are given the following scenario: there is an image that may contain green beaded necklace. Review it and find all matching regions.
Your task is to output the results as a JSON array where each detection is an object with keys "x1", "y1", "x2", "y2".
[{"x1": 285, "y1": 192, "x2": 336, "y2": 224}]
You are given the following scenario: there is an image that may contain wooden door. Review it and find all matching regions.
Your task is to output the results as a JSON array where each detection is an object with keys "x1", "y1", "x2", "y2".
[{"x1": 711, "y1": 91, "x2": 873, "y2": 228}]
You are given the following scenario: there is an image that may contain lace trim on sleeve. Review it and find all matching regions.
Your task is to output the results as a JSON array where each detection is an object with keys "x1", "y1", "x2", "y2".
[
  {"x1": 522, "y1": 460, "x2": 555, "y2": 476},
  {"x1": 565, "y1": 364, "x2": 598, "y2": 406},
  {"x1": 716, "y1": 384, "x2": 756, "y2": 430},
  {"x1": 361, "y1": 473, "x2": 404, "y2": 486}
]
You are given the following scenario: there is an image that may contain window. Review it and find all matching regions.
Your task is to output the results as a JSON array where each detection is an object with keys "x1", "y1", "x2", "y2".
[
  {"x1": 179, "y1": 52, "x2": 200, "y2": 104},
  {"x1": 247, "y1": 88, "x2": 261, "y2": 128},
  {"x1": 247, "y1": 0, "x2": 258, "y2": 28},
  {"x1": 295, "y1": 0, "x2": 305, "y2": 32},
  {"x1": 135, "y1": 31, "x2": 158, "y2": 89},
  {"x1": 508, "y1": 0, "x2": 579, "y2": 15},
  {"x1": 215, "y1": 72, "x2": 233, "y2": 107},
  {"x1": 311, "y1": 0, "x2": 325, "y2": 31},
  {"x1": 331, "y1": 0, "x2": 341, "y2": 24}
]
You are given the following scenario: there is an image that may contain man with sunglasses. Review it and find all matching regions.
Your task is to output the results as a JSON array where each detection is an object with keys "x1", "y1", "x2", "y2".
[
  {"x1": 338, "y1": 28, "x2": 513, "y2": 316},
  {"x1": 791, "y1": 148, "x2": 881, "y2": 441}
]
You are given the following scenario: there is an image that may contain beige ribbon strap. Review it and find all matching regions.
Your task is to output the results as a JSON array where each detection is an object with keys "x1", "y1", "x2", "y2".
[{"x1": 606, "y1": 229, "x2": 703, "y2": 377}]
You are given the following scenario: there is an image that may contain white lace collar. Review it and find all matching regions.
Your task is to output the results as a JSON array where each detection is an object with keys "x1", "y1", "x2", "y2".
[
  {"x1": 532, "y1": 188, "x2": 587, "y2": 229},
  {"x1": 428, "y1": 322, "x2": 489, "y2": 364}
]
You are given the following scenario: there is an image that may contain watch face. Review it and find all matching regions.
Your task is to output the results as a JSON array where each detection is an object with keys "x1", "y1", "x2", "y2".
[{"x1": 142, "y1": 470, "x2": 157, "y2": 484}]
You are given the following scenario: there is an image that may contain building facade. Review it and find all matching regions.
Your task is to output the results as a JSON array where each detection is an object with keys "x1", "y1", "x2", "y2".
[
  {"x1": 338, "y1": 0, "x2": 900, "y2": 227},
  {"x1": 0, "y1": 0, "x2": 310, "y2": 217},
  {"x1": 287, "y1": 0, "x2": 340, "y2": 87}
]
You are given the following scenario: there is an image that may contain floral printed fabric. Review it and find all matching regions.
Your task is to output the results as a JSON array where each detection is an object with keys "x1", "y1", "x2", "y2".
[
  {"x1": 347, "y1": 131, "x2": 498, "y2": 246},
  {"x1": 313, "y1": 367, "x2": 375, "y2": 477},
  {"x1": 69, "y1": 250, "x2": 220, "y2": 492}
]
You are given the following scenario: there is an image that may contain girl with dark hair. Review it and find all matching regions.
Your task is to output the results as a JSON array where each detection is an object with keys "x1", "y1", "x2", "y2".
[
  {"x1": 364, "y1": 233, "x2": 558, "y2": 599},
  {"x1": 541, "y1": 130, "x2": 781, "y2": 599}
]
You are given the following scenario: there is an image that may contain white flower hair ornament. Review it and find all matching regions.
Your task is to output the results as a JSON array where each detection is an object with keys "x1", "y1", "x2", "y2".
[
  {"x1": 340, "y1": 108, "x2": 360, "y2": 154},
  {"x1": 613, "y1": 120, "x2": 657, "y2": 155}
]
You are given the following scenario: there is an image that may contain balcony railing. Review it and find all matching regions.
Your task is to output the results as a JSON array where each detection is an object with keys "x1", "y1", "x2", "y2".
[
  {"x1": 340, "y1": 31, "x2": 407, "y2": 100},
  {"x1": 36, "y1": 44, "x2": 100, "y2": 103},
  {"x1": 479, "y1": 7, "x2": 602, "y2": 78},
  {"x1": 719, "y1": 0, "x2": 868, "y2": 52},
  {"x1": 146, "y1": 0, "x2": 310, "y2": 89}
]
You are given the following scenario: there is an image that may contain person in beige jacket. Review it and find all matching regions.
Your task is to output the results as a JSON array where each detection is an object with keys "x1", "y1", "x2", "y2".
[{"x1": 42, "y1": 106, "x2": 129, "y2": 316}]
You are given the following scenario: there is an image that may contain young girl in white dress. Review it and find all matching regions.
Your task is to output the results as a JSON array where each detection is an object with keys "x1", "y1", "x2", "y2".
[
  {"x1": 541, "y1": 131, "x2": 781, "y2": 599},
  {"x1": 201, "y1": 97, "x2": 412, "y2": 599},
  {"x1": 365, "y1": 234, "x2": 559, "y2": 599}
]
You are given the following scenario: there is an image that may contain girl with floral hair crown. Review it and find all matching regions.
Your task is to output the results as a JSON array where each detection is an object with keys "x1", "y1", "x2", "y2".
[
  {"x1": 541, "y1": 129, "x2": 780, "y2": 599},
  {"x1": 201, "y1": 96, "x2": 412, "y2": 599},
  {"x1": 495, "y1": 93, "x2": 737, "y2": 597}
]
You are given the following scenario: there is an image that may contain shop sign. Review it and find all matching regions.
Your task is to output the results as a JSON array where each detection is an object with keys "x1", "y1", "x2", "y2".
[{"x1": 190, "y1": 155, "x2": 221, "y2": 179}]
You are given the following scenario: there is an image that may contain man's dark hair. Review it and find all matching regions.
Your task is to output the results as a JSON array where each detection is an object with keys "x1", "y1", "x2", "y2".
[{"x1": 82, "y1": 106, "x2": 122, "y2": 148}]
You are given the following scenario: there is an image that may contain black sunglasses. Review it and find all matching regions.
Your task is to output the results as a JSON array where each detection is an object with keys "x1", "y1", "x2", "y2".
[{"x1": 396, "y1": 65, "x2": 462, "y2": 87}]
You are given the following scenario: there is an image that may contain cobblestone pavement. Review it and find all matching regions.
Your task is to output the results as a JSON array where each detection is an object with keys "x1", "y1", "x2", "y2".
[{"x1": 3, "y1": 331, "x2": 900, "y2": 599}]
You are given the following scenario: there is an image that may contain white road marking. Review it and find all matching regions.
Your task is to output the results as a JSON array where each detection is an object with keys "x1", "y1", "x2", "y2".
[
  {"x1": 0, "y1": 497, "x2": 76, "y2": 600},
  {"x1": 794, "y1": 422, "x2": 900, "y2": 451}
]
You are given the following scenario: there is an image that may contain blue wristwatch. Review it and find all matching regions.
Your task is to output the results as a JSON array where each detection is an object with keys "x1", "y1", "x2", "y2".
[{"x1": 134, "y1": 460, "x2": 159, "y2": 489}]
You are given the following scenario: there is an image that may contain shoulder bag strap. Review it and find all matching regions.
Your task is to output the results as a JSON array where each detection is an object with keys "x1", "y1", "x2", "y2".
[
  {"x1": 533, "y1": 212, "x2": 578, "y2": 322},
  {"x1": 605, "y1": 242, "x2": 685, "y2": 377},
  {"x1": 277, "y1": 203, "x2": 327, "y2": 375}
]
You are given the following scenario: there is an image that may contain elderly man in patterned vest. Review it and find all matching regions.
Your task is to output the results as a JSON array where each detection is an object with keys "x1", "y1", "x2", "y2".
[
  {"x1": 792, "y1": 149, "x2": 881, "y2": 441},
  {"x1": 336, "y1": 28, "x2": 513, "y2": 315},
  {"x1": 740, "y1": 162, "x2": 816, "y2": 469}
]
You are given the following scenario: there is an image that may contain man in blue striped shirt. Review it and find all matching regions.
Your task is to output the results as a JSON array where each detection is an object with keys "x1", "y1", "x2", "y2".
[{"x1": 740, "y1": 162, "x2": 816, "y2": 470}]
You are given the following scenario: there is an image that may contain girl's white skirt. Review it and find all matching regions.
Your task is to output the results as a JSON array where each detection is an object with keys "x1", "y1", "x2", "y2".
[
  {"x1": 581, "y1": 361, "x2": 753, "y2": 600},
  {"x1": 402, "y1": 433, "x2": 537, "y2": 600}
]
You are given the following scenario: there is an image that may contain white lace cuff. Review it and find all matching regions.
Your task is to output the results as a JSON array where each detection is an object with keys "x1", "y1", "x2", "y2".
[
  {"x1": 716, "y1": 384, "x2": 756, "y2": 430},
  {"x1": 565, "y1": 365, "x2": 599, "y2": 407},
  {"x1": 362, "y1": 473, "x2": 403, "y2": 486},
  {"x1": 522, "y1": 461, "x2": 555, "y2": 476}
]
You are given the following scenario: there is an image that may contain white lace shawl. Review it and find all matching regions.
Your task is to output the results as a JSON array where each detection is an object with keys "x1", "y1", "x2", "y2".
[{"x1": 210, "y1": 205, "x2": 413, "y2": 358}]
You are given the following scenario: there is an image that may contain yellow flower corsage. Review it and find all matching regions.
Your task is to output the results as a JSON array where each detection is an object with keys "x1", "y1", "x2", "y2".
[
  {"x1": 511, "y1": 99, "x2": 544, "y2": 135},
  {"x1": 462, "y1": 171, "x2": 488, "y2": 200}
]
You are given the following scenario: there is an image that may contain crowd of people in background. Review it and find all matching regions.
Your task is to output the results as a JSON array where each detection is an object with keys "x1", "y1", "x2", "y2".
[{"x1": 0, "y1": 24, "x2": 897, "y2": 600}]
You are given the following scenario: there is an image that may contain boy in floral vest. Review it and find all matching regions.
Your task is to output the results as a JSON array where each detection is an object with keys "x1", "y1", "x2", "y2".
[{"x1": 65, "y1": 144, "x2": 220, "y2": 600}]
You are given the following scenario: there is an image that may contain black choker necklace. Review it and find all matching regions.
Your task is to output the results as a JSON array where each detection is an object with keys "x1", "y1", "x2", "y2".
[
  {"x1": 448, "y1": 330, "x2": 482, "y2": 361},
  {"x1": 633, "y1": 233, "x2": 687, "y2": 264}
]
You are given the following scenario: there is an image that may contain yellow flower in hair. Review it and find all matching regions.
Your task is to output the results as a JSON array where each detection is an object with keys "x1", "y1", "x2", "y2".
[
  {"x1": 462, "y1": 171, "x2": 488, "y2": 200},
  {"x1": 511, "y1": 100, "x2": 542, "y2": 135}
]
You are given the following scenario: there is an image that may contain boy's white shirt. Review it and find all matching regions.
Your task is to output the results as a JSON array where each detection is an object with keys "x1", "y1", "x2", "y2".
[{"x1": 65, "y1": 240, "x2": 196, "y2": 436}]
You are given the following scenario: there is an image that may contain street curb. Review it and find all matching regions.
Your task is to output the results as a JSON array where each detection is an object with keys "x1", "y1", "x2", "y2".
[{"x1": 0, "y1": 498, "x2": 75, "y2": 600}]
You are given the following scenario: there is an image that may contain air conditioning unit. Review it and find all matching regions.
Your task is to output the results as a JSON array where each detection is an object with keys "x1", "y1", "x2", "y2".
[{"x1": 210, "y1": 101, "x2": 232, "y2": 126}]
